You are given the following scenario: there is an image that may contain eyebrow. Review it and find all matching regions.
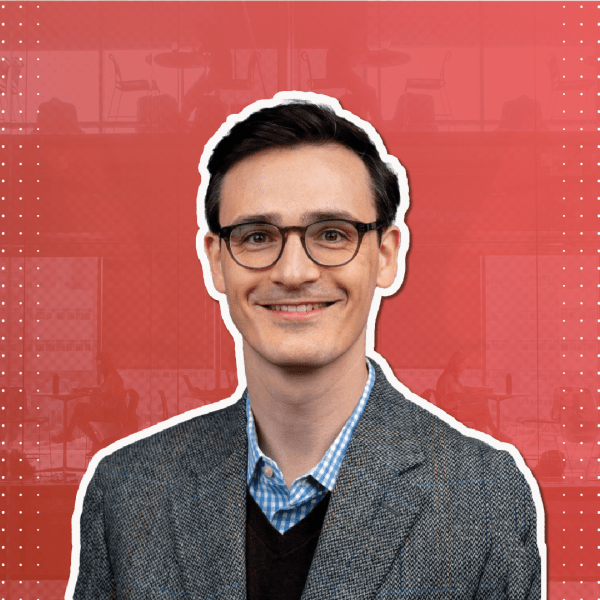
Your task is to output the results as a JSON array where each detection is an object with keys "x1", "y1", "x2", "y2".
[{"x1": 229, "y1": 209, "x2": 361, "y2": 227}]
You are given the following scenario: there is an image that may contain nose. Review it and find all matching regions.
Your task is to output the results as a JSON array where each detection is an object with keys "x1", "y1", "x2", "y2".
[{"x1": 269, "y1": 231, "x2": 321, "y2": 288}]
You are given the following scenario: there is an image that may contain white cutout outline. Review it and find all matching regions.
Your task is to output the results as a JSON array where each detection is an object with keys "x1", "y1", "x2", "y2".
[{"x1": 66, "y1": 91, "x2": 547, "y2": 599}]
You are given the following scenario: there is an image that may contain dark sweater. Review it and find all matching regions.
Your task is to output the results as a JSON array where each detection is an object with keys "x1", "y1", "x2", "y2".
[{"x1": 246, "y1": 488, "x2": 331, "y2": 600}]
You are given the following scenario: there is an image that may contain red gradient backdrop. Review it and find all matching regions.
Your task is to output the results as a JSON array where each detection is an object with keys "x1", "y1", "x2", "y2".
[{"x1": 0, "y1": 2, "x2": 598, "y2": 598}]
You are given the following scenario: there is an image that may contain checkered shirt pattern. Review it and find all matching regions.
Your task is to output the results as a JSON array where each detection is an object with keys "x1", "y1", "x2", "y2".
[{"x1": 246, "y1": 361, "x2": 375, "y2": 534}]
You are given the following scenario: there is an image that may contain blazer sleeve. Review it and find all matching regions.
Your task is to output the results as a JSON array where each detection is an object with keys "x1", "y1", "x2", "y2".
[
  {"x1": 73, "y1": 463, "x2": 116, "y2": 599},
  {"x1": 508, "y1": 467, "x2": 542, "y2": 600},
  {"x1": 475, "y1": 452, "x2": 542, "y2": 600}
]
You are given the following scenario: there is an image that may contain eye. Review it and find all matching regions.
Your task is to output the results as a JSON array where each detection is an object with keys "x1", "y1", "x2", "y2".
[
  {"x1": 238, "y1": 227, "x2": 278, "y2": 246},
  {"x1": 319, "y1": 229, "x2": 347, "y2": 243},
  {"x1": 244, "y1": 231, "x2": 269, "y2": 245}
]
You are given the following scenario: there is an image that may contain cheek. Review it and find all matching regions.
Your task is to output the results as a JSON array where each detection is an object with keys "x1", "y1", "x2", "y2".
[
  {"x1": 221, "y1": 266, "x2": 262, "y2": 320},
  {"x1": 222, "y1": 261, "x2": 250, "y2": 299},
  {"x1": 345, "y1": 259, "x2": 378, "y2": 308}
]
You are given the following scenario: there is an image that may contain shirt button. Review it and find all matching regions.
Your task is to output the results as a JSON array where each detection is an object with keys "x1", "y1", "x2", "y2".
[{"x1": 263, "y1": 465, "x2": 274, "y2": 478}]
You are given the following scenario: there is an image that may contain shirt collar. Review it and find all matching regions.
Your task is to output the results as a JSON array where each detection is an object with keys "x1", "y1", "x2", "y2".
[{"x1": 246, "y1": 360, "x2": 375, "y2": 491}]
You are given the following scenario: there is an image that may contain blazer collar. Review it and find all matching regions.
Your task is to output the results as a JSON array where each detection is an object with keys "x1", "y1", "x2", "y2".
[
  {"x1": 169, "y1": 360, "x2": 428, "y2": 600},
  {"x1": 300, "y1": 359, "x2": 428, "y2": 600},
  {"x1": 168, "y1": 395, "x2": 248, "y2": 600}
]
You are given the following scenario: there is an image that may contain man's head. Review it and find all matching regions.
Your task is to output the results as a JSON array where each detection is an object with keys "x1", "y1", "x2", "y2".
[
  {"x1": 204, "y1": 101, "x2": 400, "y2": 239},
  {"x1": 201, "y1": 98, "x2": 404, "y2": 371}
]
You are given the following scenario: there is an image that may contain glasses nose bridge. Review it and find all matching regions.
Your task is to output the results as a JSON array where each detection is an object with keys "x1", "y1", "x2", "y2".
[
  {"x1": 279, "y1": 225, "x2": 310, "y2": 257},
  {"x1": 281, "y1": 225, "x2": 307, "y2": 239}
]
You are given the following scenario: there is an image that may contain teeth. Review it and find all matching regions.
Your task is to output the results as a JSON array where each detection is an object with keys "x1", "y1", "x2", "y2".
[{"x1": 267, "y1": 303, "x2": 330, "y2": 311}]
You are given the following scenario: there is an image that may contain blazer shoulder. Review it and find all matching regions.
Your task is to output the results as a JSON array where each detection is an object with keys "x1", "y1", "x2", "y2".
[
  {"x1": 371, "y1": 363, "x2": 527, "y2": 482},
  {"x1": 91, "y1": 399, "x2": 245, "y2": 483},
  {"x1": 376, "y1": 378, "x2": 538, "y2": 524},
  {"x1": 410, "y1": 388, "x2": 522, "y2": 467}
]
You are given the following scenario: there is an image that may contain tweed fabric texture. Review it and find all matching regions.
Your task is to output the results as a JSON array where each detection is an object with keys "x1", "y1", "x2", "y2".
[
  {"x1": 246, "y1": 360, "x2": 374, "y2": 533},
  {"x1": 74, "y1": 358, "x2": 541, "y2": 600}
]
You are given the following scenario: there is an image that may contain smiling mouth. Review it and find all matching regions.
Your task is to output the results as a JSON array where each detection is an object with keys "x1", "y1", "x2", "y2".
[{"x1": 263, "y1": 302, "x2": 336, "y2": 312}]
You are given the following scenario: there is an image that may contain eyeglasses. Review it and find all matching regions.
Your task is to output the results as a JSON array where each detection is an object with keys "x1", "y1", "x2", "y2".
[{"x1": 218, "y1": 219, "x2": 382, "y2": 270}]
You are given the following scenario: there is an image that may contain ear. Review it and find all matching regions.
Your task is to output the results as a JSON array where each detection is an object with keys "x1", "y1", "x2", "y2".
[
  {"x1": 376, "y1": 225, "x2": 400, "y2": 289},
  {"x1": 204, "y1": 233, "x2": 226, "y2": 294}
]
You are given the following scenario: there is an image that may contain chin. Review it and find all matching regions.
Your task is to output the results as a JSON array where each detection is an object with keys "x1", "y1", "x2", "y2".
[{"x1": 260, "y1": 343, "x2": 338, "y2": 372}]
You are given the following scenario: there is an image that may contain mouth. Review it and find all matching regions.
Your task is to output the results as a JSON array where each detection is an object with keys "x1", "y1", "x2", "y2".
[{"x1": 262, "y1": 302, "x2": 336, "y2": 312}]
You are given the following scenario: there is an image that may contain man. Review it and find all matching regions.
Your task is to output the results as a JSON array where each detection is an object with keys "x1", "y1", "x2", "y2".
[
  {"x1": 52, "y1": 351, "x2": 127, "y2": 457},
  {"x1": 70, "y1": 95, "x2": 543, "y2": 600},
  {"x1": 436, "y1": 351, "x2": 511, "y2": 444}
]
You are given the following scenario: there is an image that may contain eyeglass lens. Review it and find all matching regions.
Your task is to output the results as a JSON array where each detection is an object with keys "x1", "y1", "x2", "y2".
[{"x1": 229, "y1": 220, "x2": 360, "y2": 268}]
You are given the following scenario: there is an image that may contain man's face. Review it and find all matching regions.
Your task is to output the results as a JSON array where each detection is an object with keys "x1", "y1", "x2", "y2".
[{"x1": 205, "y1": 144, "x2": 400, "y2": 370}]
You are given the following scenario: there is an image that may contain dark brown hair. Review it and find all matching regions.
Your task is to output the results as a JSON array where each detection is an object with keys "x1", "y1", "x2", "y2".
[{"x1": 204, "y1": 101, "x2": 400, "y2": 236}]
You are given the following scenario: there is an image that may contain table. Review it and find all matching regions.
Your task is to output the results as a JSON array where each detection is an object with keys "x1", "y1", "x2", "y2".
[
  {"x1": 180, "y1": 389, "x2": 236, "y2": 407},
  {"x1": 349, "y1": 49, "x2": 411, "y2": 68},
  {"x1": 153, "y1": 51, "x2": 212, "y2": 70},
  {"x1": 152, "y1": 51, "x2": 211, "y2": 112},
  {"x1": 485, "y1": 393, "x2": 530, "y2": 430},
  {"x1": 348, "y1": 49, "x2": 411, "y2": 118},
  {"x1": 34, "y1": 392, "x2": 90, "y2": 481}
]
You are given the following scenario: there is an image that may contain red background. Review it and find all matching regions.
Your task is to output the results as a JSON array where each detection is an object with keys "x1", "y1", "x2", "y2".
[{"x1": 1, "y1": 2, "x2": 598, "y2": 598}]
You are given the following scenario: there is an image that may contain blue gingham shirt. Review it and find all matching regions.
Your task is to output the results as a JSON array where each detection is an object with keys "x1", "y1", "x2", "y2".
[{"x1": 246, "y1": 361, "x2": 375, "y2": 534}]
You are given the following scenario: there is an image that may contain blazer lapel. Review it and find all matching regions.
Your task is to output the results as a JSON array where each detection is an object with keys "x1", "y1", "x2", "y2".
[
  {"x1": 302, "y1": 363, "x2": 431, "y2": 600},
  {"x1": 168, "y1": 399, "x2": 248, "y2": 600},
  {"x1": 165, "y1": 364, "x2": 430, "y2": 600}
]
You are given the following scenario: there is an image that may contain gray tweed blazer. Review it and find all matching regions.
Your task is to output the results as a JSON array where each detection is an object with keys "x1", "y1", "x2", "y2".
[{"x1": 73, "y1": 359, "x2": 541, "y2": 599}]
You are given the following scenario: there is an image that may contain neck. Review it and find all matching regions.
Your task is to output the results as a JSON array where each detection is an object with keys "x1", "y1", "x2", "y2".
[{"x1": 245, "y1": 343, "x2": 369, "y2": 488}]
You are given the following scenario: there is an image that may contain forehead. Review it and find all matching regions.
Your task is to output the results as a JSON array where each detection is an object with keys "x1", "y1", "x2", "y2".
[{"x1": 219, "y1": 144, "x2": 376, "y2": 226}]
